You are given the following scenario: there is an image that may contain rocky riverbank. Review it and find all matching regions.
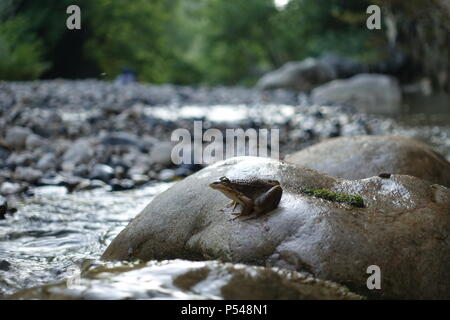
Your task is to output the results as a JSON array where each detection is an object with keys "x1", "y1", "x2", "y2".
[
  {"x1": 1, "y1": 80, "x2": 450, "y2": 299},
  {"x1": 1, "y1": 80, "x2": 449, "y2": 215}
]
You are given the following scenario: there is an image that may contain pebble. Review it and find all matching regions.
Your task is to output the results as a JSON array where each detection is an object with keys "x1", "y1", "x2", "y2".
[
  {"x1": 36, "y1": 153, "x2": 57, "y2": 171},
  {"x1": 100, "y1": 132, "x2": 143, "y2": 149},
  {"x1": 89, "y1": 164, "x2": 114, "y2": 182},
  {"x1": 0, "y1": 195, "x2": 7, "y2": 219},
  {"x1": 5, "y1": 126, "x2": 32, "y2": 150},
  {"x1": 110, "y1": 179, "x2": 135, "y2": 191},
  {"x1": 0, "y1": 182, "x2": 23, "y2": 195},
  {"x1": 25, "y1": 134, "x2": 47, "y2": 149},
  {"x1": 14, "y1": 167, "x2": 43, "y2": 183},
  {"x1": 158, "y1": 169, "x2": 176, "y2": 181},
  {"x1": 0, "y1": 260, "x2": 11, "y2": 271}
]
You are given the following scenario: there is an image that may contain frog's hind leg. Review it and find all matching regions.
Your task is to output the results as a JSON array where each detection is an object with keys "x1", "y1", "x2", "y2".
[{"x1": 240, "y1": 213, "x2": 259, "y2": 221}]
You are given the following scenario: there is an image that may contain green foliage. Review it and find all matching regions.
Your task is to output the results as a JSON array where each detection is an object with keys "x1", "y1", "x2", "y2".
[
  {"x1": 0, "y1": 17, "x2": 49, "y2": 80},
  {"x1": 268, "y1": 0, "x2": 381, "y2": 62},
  {"x1": 193, "y1": 0, "x2": 278, "y2": 84},
  {"x1": 192, "y1": 0, "x2": 382, "y2": 84},
  {"x1": 0, "y1": 0, "x2": 446, "y2": 87},
  {"x1": 83, "y1": 0, "x2": 175, "y2": 83}
]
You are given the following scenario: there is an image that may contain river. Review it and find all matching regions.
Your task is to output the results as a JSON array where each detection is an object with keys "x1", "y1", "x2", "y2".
[{"x1": 0, "y1": 95, "x2": 449, "y2": 298}]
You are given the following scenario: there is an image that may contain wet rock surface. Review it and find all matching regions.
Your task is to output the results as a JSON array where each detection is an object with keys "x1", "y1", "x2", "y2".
[
  {"x1": 9, "y1": 259, "x2": 362, "y2": 300},
  {"x1": 0, "y1": 195, "x2": 7, "y2": 219},
  {"x1": 0, "y1": 260, "x2": 11, "y2": 271},
  {"x1": 102, "y1": 157, "x2": 450, "y2": 299},
  {"x1": 285, "y1": 135, "x2": 450, "y2": 187}
]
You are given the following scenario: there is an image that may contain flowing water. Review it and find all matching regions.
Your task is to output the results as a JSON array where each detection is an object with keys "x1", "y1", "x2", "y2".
[
  {"x1": 0, "y1": 183, "x2": 172, "y2": 296},
  {"x1": 0, "y1": 98, "x2": 449, "y2": 298}
]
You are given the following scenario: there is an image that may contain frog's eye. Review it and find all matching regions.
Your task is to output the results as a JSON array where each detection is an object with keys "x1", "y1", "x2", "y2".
[{"x1": 219, "y1": 176, "x2": 230, "y2": 183}]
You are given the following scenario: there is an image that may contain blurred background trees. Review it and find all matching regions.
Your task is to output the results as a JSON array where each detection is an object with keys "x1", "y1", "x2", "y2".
[{"x1": 0, "y1": 0, "x2": 448, "y2": 90}]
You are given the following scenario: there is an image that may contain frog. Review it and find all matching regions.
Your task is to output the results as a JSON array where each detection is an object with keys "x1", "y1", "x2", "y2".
[{"x1": 209, "y1": 176, "x2": 283, "y2": 219}]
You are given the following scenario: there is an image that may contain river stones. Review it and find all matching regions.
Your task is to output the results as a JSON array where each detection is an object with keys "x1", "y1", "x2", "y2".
[
  {"x1": 285, "y1": 135, "x2": 450, "y2": 187},
  {"x1": 9, "y1": 260, "x2": 361, "y2": 300},
  {"x1": 102, "y1": 156, "x2": 450, "y2": 299}
]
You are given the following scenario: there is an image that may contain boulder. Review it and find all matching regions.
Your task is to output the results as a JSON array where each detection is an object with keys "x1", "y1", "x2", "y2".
[
  {"x1": 311, "y1": 74, "x2": 402, "y2": 114},
  {"x1": 9, "y1": 260, "x2": 361, "y2": 300},
  {"x1": 102, "y1": 157, "x2": 450, "y2": 299},
  {"x1": 257, "y1": 58, "x2": 336, "y2": 92},
  {"x1": 256, "y1": 53, "x2": 365, "y2": 92},
  {"x1": 285, "y1": 136, "x2": 450, "y2": 187},
  {"x1": 319, "y1": 52, "x2": 366, "y2": 78}
]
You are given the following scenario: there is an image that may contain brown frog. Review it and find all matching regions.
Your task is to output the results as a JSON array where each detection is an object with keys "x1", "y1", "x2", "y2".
[{"x1": 209, "y1": 176, "x2": 283, "y2": 219}]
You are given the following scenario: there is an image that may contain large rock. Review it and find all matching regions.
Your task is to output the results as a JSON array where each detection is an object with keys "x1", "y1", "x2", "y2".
[
  {"x1": 256, "y1": 53, "x2": 365, "y2": 92},
  {"x1": 319, "y1": 52, "x2": 366, "y2": 78},
  {"x1": 257, "y1": 58, "x2": 336, "y2": 92},
  {"x1": 9, "y1": 260, "x2": 361, "y2": 300},
  {"x1": 311, "y1": 74, "x2": 402, "y2": 114},
  {"x1": 285, "y1": 136, "x2": 450, "y2": 187},
  {"x1": 102, "y1": 157, "x2": 450, "y2": 299}
]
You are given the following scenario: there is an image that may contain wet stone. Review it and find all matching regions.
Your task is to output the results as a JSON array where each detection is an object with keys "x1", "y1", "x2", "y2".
[
  {"x1": 14, "y1": 167, "x2": 43, "y2": 183},
  {"x1": 5, "y1": 127, "x2": 32, "y2": 150},
  {"x1": 110, "y1": 179, "x2": 135, "y2": 191},
  {"x1": 9, "y1": 260, "x2": 362, "y2": 300},
  {"x1": 102, "y1": 157, "x2": 450, "y2": 299},
  {"x1": 0, "y1": 182, "x2": 23, "y2": 195},
  {"x1": 89, "y1": 164, "x2": 114, "y2": 182},
  {"x1": 0, "y1": 260, "x2": 11, "y2": 271},
  {"x1": 0, "y1": 195, "x2": 7, "y2": 219}
]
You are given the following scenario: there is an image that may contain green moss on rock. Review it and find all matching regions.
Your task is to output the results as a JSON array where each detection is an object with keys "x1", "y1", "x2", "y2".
[{"x1": 302, "y1": 188, "x2": 365, "y2": 208}]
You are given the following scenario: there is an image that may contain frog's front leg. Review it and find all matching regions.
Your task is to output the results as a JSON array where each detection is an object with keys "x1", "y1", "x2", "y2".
[
  {"x1": 226, "y1": 201, "x2": 238, "y2": 210},
  {"x1": 230, "y1": 195, "x2": 253, "y2": 220},
  {"x1": 220, "y1": 201, "x2": 237, "y2": 213}
]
